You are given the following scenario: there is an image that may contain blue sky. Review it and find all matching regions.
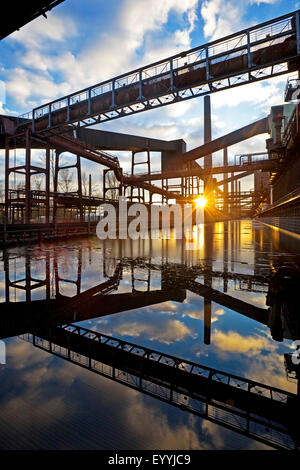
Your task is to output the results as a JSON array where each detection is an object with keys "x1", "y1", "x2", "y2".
[{"x1": 0, "y1": 0, "x2": 299, "y2": 187}]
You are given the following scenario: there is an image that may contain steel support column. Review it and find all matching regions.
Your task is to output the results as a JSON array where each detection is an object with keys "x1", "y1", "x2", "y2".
[{"x1": 25, "y1": 129, "x2": 31, "y2": 224}]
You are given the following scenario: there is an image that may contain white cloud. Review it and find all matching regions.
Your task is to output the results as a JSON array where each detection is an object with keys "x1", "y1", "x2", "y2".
[
  {"x1": 211, "y1": 78, "x2": 285, "y2": 113},
  {"x1": 99, "y1": 317, "x2": 194, "y2": 344},
  {"x1": 4, "y1": 0, "x2": 199, "y2": 111},
  {"x1": 212, "y1": 329, "x2": 275, "y2": 355},
  {"x1": 9, "y1": 14, "x2": 76, "y2": 47},
  {"x1": 200, "y1": 0, "x2": 279, "y2": 41}
]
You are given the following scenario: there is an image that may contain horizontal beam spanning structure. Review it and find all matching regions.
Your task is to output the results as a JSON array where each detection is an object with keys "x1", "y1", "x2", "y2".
[
  {"x1": 48, "y1": 134, "x2": 121, "y2": 173},
  {"x1": 76, "y1": 128, "x2": 184, "y2": 152},
  {"x1": 0, "y1": 289, "x2": 184, "y2": 339},
  {"x1": 217, "y1": 171, "x2": 253, "y2": 187},
  {"x1": 19, "y1": 10, "x2": 300, "y2": 135},
  {"x1": 0, "y1": 123, "x2": 185, "y2": 153},
  {"x1": 22, "y1": 324, "x2": 298, "y2": 450},
  {"x1": 0, "y1": 259, "x2": 269, "y2": 340},
  {"x1": 47, "y1": 134, "x2": 183, "y2": 200},
  {"x1": 0, "y1": 276, "x2": 268, "y2": 339},
  {"x1": 126, "y1": 159, "x2": 278, "y2": 183},
  {"x1": 182, "y1": 118, "x2": 270, "y2": 163},
  {"x1": 187, "y1": 280, "x2": 268, "y2": 323}
]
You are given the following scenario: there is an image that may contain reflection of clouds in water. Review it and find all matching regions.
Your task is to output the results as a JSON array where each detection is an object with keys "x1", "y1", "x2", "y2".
[
  {"x1": 0, "y1": 221, "x2": 297, "y2": 448},
  {"x1": 7, "y1": 340, "x2": 50, "y2": 370},
  {"x1": 211, "y1": 308, "x2": 225, "y2": 324},
  {"x1": 124, "y1": 398, "x2": 202, "y2": 449},
  {"x1": 225, "y1": 286, "x2": 268, "y2": 309},
  {"x1": 1, "y1": 337, "x2": 252, "y2": 450},
  {"x1": 184, "y1": 306, "x2": 225, "y2": 323},
  {"x1": 100, "y1": 317, "x2": 195, "y2": 344},
  {"x1": 145, "y1": 301, "x2": 178, "y2": 315},
  {"x1": 212, "y1": 329, "x2": 276, "y2": 356},
  {"x1": 200, "y1": 420, "x2": 269, "y2": 450},
  {"x1": 209, "y1": 329, "x2": 296, "y2": 392},
  {"x1": 247, "y1": 351, "x2": 296, "y2": 392},
  {"x1": 0, "y1": 340, "x2": 76, "y2": 446},
  {"x1": 184, "y1": 309, "x2": 203, "y2": 320}
]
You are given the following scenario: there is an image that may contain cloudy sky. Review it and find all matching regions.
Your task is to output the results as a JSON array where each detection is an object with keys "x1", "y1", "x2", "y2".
[{"x1": 0, "y1": 0, "x2": 299, "y2": 187}]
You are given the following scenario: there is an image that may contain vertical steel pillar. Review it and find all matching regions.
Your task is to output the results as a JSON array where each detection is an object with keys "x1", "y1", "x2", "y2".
[
  {"x1": 223, "y1": 220, "x2": 228, "y2": 292},
  {"x1": 296, "y1": 11, "x2": 300, "y2": 55},
  {"x1": 53, "y1": 150, "x2": 60, "y2": 224},
  {"x1": 45, "y1": 146, "x2": 50, "y2": 223},
  {"x1": 25, "y1": 253, "x2": 31, "y2": 302},
  {"x1": 4, "y1": 249, "x2": 9, "y2": 302},
  {"x1": 88, "y1": 173, "x2": 91, "y2": 230},
  {"x1": 25, "y1": 129, "x2": 31, "y2": 224},
  {"x1": 204, "y1": 226, "x2": 213, "y2": 345},
  {"x1": 230, "y1": 172, "x2": 234, "y2": 215},
  {"x1": 131, "y1": 150, "x2": 150, "y2": 203},
  {"x1": 4, "y1": 138, "x2": 9, "y2": 222},
  {"x1": 223, "y1": 148, "x2": 228, "y2": 213},
  {"x1": 204, "y1": 95, "x2": 212, "y2": 195},
  {"x1": 77, "y1": 156, "x2": 83, "y2": 221},
  {"x1": 45, "y1": 251, "x2": 50, "y2": 299}
]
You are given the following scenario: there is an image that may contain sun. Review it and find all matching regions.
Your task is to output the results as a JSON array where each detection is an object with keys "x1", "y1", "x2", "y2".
[{"x1": 195, "y1": 195, "x2": 207, "y2": 208}]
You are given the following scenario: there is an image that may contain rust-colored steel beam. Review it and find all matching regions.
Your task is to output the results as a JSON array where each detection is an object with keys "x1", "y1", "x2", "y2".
[
  {"x1": 49, "y1": 134, "x2": 186, "y2": 200},
  {"x1": 216, "y1": 171, "x2": 253, "y2": 187},
  {"x1": 22, "y1": 10, "x2": 300, "y2": 135},
  {"x1": 126, "y1": 159, "x2": 277, "y2": 184},
  {"x1": 182, "y1": 117, "x2": 270, "y2": 163},
  {"x1": 48, "y1": 134, "x2": 121, "y2": 174}
]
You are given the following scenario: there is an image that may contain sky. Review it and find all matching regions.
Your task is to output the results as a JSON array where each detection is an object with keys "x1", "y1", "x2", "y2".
[{"x1": 0, "y1": 0, "x2": 299, "y2": 190}]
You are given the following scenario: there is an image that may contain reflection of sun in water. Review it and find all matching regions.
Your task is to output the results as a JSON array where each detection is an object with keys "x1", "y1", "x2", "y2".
[{"x1": 195, "y1": 195, "x2": 207, "y2": 208}]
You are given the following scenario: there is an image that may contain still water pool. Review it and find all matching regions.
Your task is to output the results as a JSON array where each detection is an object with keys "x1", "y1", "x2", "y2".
[{"x1": 0, "y1": 220, "x2": 299, "y2": 450}]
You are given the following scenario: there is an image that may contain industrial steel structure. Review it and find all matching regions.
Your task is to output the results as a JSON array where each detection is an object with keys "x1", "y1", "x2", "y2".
[
  {"x1": 0, "y1": 10, "x2": 300, "y2": 240},
  {"x1": 0, "y1": 0, "x2": 65, "y2": 40},
  {"x1": 1, "y1": 7, "x2": 300, "y2": 451}
]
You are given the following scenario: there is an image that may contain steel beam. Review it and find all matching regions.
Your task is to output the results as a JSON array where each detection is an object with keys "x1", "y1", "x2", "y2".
[
  {"x1": 182, "y1": 117, "x2": 269, "y2": 163},
  {"x1": 23, "y1": 324, "x2": 298, "y2": 450},
  {"x1": 16, "y1": 10, "x2": 299, "y2": 135}
]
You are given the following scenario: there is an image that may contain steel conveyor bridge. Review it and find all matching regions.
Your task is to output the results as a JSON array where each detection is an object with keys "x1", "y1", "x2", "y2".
[
  {"x1": 16, "y1": 10, "x2": 300, "y2": 136},
  {"x1": 21, "y1": 324, "x2": 299, "y2": 451}
]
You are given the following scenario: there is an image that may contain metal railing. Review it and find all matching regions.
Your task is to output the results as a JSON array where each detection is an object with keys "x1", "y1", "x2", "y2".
[
  {"x1": 21, "y1": 324, "x2": 298, "y2": 450},
  {"x1": 18, "y1": 10, "x2": 300, "y2": 134}
]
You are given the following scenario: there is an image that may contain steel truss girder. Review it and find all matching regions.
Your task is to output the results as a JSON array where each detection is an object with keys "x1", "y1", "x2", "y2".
[
  {"x1": 18, "y1": 10, "x2": 300, "y2": 135},
  {"x1": 22, "y1": 324, "x2": 298, "y2": 450}
]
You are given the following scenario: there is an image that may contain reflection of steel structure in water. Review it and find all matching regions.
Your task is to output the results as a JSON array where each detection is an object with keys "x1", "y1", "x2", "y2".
[
  {"x1": 21, "y1": 323, "x2": 299, "y2": 451},
  {"x1": 1, "y1": 249, "x2": 271, "y2": 337},
  {"x1": 3, "y1": 248, "x2": 50, "y2": 302},
  {"x1": 54, "y1": 248, "x2": 82, "y2": 297},
  {"x1": 4, "y1": 243, "x2": 299, "y2": 344}
]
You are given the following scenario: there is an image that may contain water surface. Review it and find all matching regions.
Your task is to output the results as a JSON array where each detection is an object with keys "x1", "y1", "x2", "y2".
[{"x1": 0, "y1": 220, "x2": 299, "y2": 450}]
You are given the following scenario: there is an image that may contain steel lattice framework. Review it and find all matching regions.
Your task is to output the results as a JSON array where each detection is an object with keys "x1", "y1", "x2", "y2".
[
  {"x1": 17, "y1": 10, "x2": 300, "y2": 136},
  {"x1": 21, "y1": 324, "x2": 298, "y2": 450}
]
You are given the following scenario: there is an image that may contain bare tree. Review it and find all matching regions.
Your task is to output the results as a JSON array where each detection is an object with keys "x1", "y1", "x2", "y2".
[
  {"x1": 0, "y1": 182, "x2": 4, "y2": 202},
  {"x1": 32, "y1": 174, "x2": 44, "y2": 191},
  {"x1": 82, "y1": 172, "x2": 89, "y2": 196},
  {"x1": 59, "y1": 168, "x2": 74, "y2": 193},
  {"x1": 17, "y1": 181, "x2": 25, "y2": 190},
  {"x1": 105, "y1": 171, "x2": 119, "y2": 199},
  {"x1": 34, "y1": 150, "x2": 56, "y2": 191}
]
